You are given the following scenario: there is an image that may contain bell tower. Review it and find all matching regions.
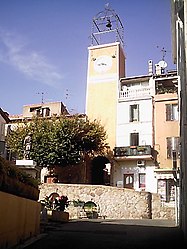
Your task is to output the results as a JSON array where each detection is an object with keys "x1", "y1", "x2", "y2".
[{"x1": 86, "y1": 4, "x2": 126, "y2": 149}]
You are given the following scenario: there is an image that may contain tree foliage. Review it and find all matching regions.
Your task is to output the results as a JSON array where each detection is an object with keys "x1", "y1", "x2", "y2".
[{"x1": 6, "y1": 116, "x2": 108, "y2": 167}]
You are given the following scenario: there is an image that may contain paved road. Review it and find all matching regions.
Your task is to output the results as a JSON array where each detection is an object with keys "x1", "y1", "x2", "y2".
[{"x1": 20, "y1": 219, "x2": 185, "y2": 249}]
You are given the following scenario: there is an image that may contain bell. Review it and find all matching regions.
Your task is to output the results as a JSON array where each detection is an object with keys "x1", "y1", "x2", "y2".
[{"x1": 106, "y1": 19, "x2": 112, "y2": 29}]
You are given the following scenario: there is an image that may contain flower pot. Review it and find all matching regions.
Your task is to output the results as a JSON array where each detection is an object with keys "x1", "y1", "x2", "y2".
[{"x1": 51, "y1": 210, "x2": 69, "y2": 222}]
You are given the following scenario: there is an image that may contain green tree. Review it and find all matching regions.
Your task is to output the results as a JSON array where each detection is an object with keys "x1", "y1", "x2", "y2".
[{"x1": 6, "y1": 116, "x2": 108, "y2": 167}]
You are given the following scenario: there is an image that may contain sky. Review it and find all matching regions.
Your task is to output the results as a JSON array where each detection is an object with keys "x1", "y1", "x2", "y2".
[{"x1": 0, "y1": 0, "x2": 175, "y2": 115}]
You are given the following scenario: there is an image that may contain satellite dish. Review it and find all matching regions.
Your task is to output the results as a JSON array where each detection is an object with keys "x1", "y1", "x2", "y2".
[{"x1": 158, "y1": 60, "x2": 167, "y2": 69}]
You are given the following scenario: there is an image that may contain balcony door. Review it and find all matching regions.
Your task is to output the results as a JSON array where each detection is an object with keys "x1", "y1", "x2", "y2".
[
  {"x1": 124, "y1": 174, "x2": 134, "y2": 189},
  {"x1": 130, "y1": 133, "x2": 139, "y2": 146}
]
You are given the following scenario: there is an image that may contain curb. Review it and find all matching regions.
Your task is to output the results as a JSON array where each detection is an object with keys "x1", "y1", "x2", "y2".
[{"x1": 15, "y1": 233, "x2": 47, "y2": 249}]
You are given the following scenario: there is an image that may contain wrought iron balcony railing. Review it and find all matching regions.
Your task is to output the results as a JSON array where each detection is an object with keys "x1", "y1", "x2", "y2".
[{"x1": 114, "y1": 145, "x2": 152, "y2": 157}]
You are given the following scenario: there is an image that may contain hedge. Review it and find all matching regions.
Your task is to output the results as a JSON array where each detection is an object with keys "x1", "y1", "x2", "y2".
[{"x1": 0, "y1": 157, "x2": 39, "y2": 201}]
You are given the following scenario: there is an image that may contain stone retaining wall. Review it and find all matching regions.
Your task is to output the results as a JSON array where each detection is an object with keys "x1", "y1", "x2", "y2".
[
  {"x1": 39, "y1": 183, "x2": 175, "y2": 220},
  {"x1": 152, "y1": 193, "x2": 175, "y2": 219}
]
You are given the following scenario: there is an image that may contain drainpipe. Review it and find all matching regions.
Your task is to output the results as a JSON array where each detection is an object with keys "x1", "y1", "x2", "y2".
[{"x1": 172, "y1": 150, "x2": 179, "y2": 225}]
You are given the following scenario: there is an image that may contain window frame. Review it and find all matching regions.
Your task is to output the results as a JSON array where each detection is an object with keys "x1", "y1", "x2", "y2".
[
  {"x1": 139, "y1": 173, "x2": 146, "y2": 189},
  {"x1": 166, "y1": 103, "x2": 179, "y2": 121},
  {"x1": 130, "y1": 133, "x2": 139, "y2": 146},
  {"x1": 166, "y1": 136, "x2": 180, "y2": 159},
  {"x1": 157, "y1": 179, "x2": 175, "y2": 202},
  {"x1": 129, "y1": 104, "x2": 139, "y2": 122}
]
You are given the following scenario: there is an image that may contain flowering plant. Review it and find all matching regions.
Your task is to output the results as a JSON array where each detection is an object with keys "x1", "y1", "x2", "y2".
[
  {"x1": 41, "y1": 193, "x2": 69, "y2": 211},
  {"x1": 57, "y1": 195, "x2": 69, "y2": 211}
]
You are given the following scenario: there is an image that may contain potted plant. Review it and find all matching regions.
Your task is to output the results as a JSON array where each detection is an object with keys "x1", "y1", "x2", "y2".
[
  {"x1": 41, "y1": 193, "x2": 69, "y2": 222},
  {"x1": 137, "y1": 146, "x2": 146, "y2": 152},
  {"x1": 83, "y1": 201, "x2": 98, "y2": 219}
]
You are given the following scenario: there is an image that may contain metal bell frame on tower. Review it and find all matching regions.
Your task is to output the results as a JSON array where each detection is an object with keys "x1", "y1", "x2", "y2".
[{"x1": 91, "y1": 4, "x2": 124, "y2": 47}]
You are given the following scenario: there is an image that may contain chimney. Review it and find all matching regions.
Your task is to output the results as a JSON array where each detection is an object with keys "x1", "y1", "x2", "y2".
[
  {"x1": 148, "y1": 60, "x2": 153, "y2": 75},
  {"x1": 155, "y1": 64, "x2": 162, "y2": 75}
]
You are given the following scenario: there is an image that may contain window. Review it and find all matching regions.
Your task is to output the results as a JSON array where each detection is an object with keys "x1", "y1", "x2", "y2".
[
  {"x1": 130, "y1": 133, "x2": 139, "y2": 146},
  {"x1": 139, "y1": 173, "x2": 146, "y2": 189},
  {"x1": 158, "y1": 179, "x2": 175, "y2": 202},
  {"x1": 44, "y1": 107, "x2": 50, "y2": 117},
  {"x1": 166, "y1": 104, "x2": 179, "y2": 121},
  {"x1": 41, "y1": 107, "x2": 50, "y2": 117},
  {"x1": 36, "y1": 109, "x2": 42, "y2": 117},
  {"x1": 6, "y1": 125, "x2": 11, "y2": 136},
  {"x1": 130, "y1": 104, "x2": 139, "y2": 122},
  {"x1": 166, "y1": 137, "x2": 180, "y2": 158},
  {"x1": 30, "y1": 106, "x2": 41, "y2": 113},
  {"x1": 30, "y1": 107, "x2": 50, "y2": 117}
]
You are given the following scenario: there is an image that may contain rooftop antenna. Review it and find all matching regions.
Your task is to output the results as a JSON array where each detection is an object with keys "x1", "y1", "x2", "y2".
[
  {"x1": 65, "y1": 89, "x2": 69, "y2": 100},
  {"x1": 91, "y1": 4, "x2": 124, "y2": 46},
  {"x1": 37, "y1": 92, "x2": 46, "y2": 104},
  {"x1": 161, "y1": 47, "x2": 167, "y2": 61},
  {"x1": 156, "y1": 46, "x2": 168, "y2": 74},
  {"x1": 156, "y1": 46, "x2": 167, "y2": 59}
]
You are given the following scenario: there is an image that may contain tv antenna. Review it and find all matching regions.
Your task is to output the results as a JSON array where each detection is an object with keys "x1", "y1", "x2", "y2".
[
  {"x1": 156, "y1": 46, "x2": 167, "y2": 61},
  {"x1": 65, "y1": 89, "x2": 69, "y2": 100},
  {"x1": 161, "y1": 47, "x2": 167, "y2": 61},
  {"x1": 37, "y1": 92, "x2": 46, "y2": 104},
  {"x1": 156, "y1": 46, "x2": 168, "y2": 73}
]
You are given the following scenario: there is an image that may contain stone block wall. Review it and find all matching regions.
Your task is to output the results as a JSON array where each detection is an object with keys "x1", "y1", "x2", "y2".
[
  {"x1": 152, "y1": 193, "x2": 175, "y2": 219},
  {"x1": 39, "y1": 183, "x2": 175, "y2": 220}
]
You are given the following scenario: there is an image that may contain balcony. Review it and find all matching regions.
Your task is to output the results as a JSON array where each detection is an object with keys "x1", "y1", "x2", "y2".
[
  {"x1": 114, "y1": 145, "x2": 153, "y2": 158},
  {"x1": 119, "y1": 87, "x2": 152, "y2": 101}
]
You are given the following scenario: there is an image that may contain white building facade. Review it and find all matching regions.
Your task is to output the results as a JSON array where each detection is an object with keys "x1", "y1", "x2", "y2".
[
  {"x1": 113, "y1": 74, "x2": 158, "y2": 193},
  {"x1": 113, "y1": 69, "x2": 179, "y2": 197}
]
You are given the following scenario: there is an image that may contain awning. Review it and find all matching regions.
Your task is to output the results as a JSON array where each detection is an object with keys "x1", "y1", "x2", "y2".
[{"x1": 154, "y1": 169, "x2": 177, "y2": 179}]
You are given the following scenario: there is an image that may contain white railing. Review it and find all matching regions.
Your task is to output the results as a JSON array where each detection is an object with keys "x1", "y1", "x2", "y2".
[{"x1": 119, "y1": 87, "x2": 153, "y2": 100}]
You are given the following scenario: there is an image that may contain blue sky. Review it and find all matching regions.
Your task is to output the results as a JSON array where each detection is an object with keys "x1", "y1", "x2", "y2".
[{"x1": 0, "y1": 0, "x2": 175, "y2": 115}]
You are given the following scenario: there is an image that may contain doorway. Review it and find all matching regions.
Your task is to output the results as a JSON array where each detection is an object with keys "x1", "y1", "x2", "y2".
[
  {"x1": 124, "y1": 174, "x2": 134, "y2": 189},
  {"x1": 91, "y1": 156, "x2": 110, "y2": 185}
]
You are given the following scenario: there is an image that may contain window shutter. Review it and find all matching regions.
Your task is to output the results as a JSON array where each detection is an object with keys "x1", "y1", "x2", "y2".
[
  {"x1": 167, "y1": 137, "x2": 172, "y2": 158},
  {"x1": 129, "y1": 105, "x2": 132, "y2": 122},
  {"x1": 166, "y1": 104, "x2": 171, "y2": 121},
  {"x1": 137, "y1": 104, "x2": 139, "y2": 121},
  {"x1": 174, "y1": 137, "x2": 180, "y2": 158}
]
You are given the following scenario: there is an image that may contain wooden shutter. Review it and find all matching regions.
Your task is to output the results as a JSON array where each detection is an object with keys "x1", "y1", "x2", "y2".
[
  {"x1": 166, "y1": 137, "x2": 172, "y2": 158},
  {"x1": 166, "y1": 104, "x2": 172, "y2": 121}
]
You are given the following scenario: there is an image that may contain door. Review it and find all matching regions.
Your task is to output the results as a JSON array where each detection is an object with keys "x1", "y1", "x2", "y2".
[{"x1": 124, "y1": 174, "x2": 134, "y2": 189}]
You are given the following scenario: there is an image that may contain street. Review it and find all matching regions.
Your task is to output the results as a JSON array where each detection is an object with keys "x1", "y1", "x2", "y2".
[{"x1": 19, "y1": 219, "x2": 185, "y2": 249}]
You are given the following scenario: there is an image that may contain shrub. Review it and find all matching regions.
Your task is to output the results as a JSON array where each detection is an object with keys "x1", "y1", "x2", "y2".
[{"x1": 0, "y1": 156, "x2": 39, "y2": 200}]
